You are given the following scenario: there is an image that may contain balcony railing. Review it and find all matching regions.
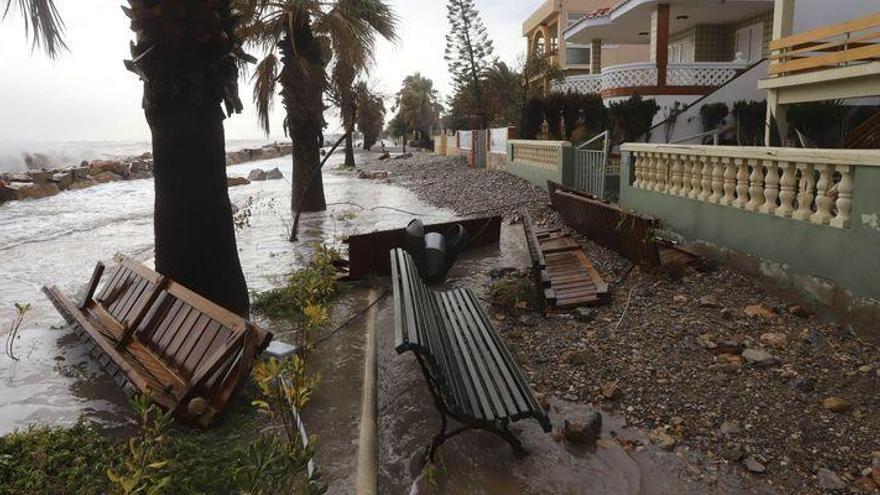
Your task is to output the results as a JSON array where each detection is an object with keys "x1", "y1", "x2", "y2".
[
  {"x1": 552, "y1": 62, "x2": 747, "y2": 95},
  {"x1": 768, "y1": 12, "x2": 880, "y2": 78}
]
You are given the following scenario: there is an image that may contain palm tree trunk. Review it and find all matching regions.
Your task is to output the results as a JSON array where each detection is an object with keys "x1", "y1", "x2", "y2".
[
  {"x1": 148, "y1": 105, "x2": 250, "y2": 316},
  {"x1": 280, "y1": 23, "x2": 327, "y2": 213},
  {"x1": 126, "y1": 0, "x2": 249, "y2": 317}
]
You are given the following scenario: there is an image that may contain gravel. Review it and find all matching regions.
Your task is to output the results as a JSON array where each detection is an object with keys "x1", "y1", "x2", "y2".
[{"x1": 358, "y1": 150, "x2": 880, "y2": 495}]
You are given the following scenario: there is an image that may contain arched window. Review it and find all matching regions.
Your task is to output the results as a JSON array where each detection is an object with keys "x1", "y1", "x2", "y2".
[{"x1": 533, "y1": 32, "x2": 546, "y2": 58}]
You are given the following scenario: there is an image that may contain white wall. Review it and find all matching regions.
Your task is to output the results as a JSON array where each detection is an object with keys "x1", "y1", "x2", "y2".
[
  {"x1": 793, "y1": 0, "x2": 879, "y2": 33},
  {"x1": 647, "y1": 60, "x2": 770, "y2": 144}
]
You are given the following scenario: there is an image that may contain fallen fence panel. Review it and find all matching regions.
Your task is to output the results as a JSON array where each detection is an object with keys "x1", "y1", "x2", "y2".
[{"x1": 548, "y1": 182, "x2": 661, "y2": 267}]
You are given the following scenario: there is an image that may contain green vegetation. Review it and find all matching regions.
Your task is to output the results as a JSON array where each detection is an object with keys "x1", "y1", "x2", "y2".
[
  {"x1": 252, "y1": 244, "x2": 342, "y2": 322},
  {"x1": 388, "y1": 73, "x2": 443, "y2": 148},
  {"x1": 699, "y1": 102, "x2": 730, "y2": 135},
  {"x1": 356, "y1": 82, "x2": 387, "y2": 151},
  {"x1": 490, "y1": 275, "x2": 542, "y2": 316},
  {"x1": 609, "y1": 95, "x2": 661, "y2": 143},
  {"x1": 732, "y1": 100, "x2": 767, "y2": 146},
  {"x1": 519, "y1": 92, "x2": 608, "y2": 142}
]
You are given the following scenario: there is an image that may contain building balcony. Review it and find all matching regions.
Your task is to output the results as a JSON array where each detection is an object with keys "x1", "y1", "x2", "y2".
[
  {"x1": 758, "y1": 12, "x2": 880, "y2": 104},
  {"x1": 552, "y1": 61, "x2": 748, "y2": 99}
]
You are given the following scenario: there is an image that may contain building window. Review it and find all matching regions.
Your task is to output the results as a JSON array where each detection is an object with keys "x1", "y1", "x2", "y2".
[
  {"x1": 533, "y1": 32, "x2": 545, "y2": 58},
  {"x1": 566, "y1": 47, "x2": 590, "y2": 65},
  {"x1": 668, "y1": 38, "x2": 694, "y2": 63},
  {"x1": 735, "y1": 22, "x2": 764, "y2": 62}
]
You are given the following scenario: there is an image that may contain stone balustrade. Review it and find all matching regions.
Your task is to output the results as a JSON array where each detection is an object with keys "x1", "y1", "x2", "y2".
[
  {"x1": 509, "y1": 140, "x2": 568, "y2": 171},
  {"x1": 620, "y1": 144, "x2": 880, "y2": 229}
]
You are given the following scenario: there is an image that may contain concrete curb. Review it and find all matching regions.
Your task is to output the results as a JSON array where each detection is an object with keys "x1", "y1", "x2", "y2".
[{"x1": 355, "y1": 288, "x2": 380, "y2": 494}]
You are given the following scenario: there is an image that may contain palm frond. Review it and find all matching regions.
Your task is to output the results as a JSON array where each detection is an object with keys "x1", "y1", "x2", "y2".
[
  {"x1": 252, "y1": 53, "x2": 279, "y2": 134},
  {"x1": 3, "y1": 0, "x2": 67, "y2": 58}
]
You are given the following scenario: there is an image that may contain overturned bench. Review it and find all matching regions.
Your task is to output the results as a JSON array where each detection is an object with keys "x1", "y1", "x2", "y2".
[
  {"x1": 43, "y1": 254, "x2": 272, "y2": 427},
  {"x1": 390, "y1": 249, "x2": 551, "y2": 459}
]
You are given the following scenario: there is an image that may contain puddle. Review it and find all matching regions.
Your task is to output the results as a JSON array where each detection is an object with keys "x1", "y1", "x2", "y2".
[{"x1": 0, "y1": 154, "x2": 454, "y2": 434}]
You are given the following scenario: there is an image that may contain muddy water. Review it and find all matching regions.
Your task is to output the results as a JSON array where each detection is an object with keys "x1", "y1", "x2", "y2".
[
  {"x1": 377, "y1": 224, "x2": 776, "y2": 495},
  {"x1": 0, "y1": 153, "x2": 454, "y2": 434}
]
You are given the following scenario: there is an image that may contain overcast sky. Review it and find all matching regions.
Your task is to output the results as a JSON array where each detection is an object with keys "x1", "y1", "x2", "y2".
[{"x1": 0, "y1": 0, "x2": 536, "y2": 143}]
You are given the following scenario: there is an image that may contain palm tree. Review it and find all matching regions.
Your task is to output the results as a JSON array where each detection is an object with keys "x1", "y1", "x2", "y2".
[
  {"x1": 122, "y1": 1, "x2": 253, "y2": 317},
  {"x1": 238, "y1": 0, "x2": 396, "y2": 211},
  {"x1": 392, "y1": 73, "x2": 442, "y2": 149}
]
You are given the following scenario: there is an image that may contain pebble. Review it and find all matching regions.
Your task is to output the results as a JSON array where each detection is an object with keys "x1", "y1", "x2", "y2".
[
  {"x1": 817, "y1": 467, "x2": 846, "y2": 491},
  {"x1": 791, "y1": 377, "x2": 816, "y2": 392},
  {"x1": 759, "y1": 332, "x2": 788, "y2": 348},
  {"x1": 574, "y1": 307, "x2": 598, "y2": 323},
  {"x1": 821, "y1": 397, "x2": 852, "y2": 413},
  {"x1": 742, "y1": 348, "x2": 780, "y2": 367},
  {"x1": 699, "y1": 295, "x2": 721, "y2": 308},
  {"x1": 720, "y1": 420, "x2": 742, "y2": 436},
  {"x1": 651, "y1": 430, "x2": 677, "y2": 451},
  {"x1": 743, "y1": 458, "x2": 766, "y2": 474},
  {"x1": 721, "y1": 443, "x2": 744, "y2": 461}
]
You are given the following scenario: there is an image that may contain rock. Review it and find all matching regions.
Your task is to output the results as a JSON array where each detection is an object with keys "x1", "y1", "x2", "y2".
[
  {"x1": 720, "y1": 420, "x2": 742, "y2": 436},
  {"x1": 853, "y1": 477, "x2": 878, "y2": 493},
  {"x1": 561, "y1": 350, "x2": 590, "y2": 366},
  {"x1": 673, "y1": 294, "x2": 688, "y2": 303},
  {"x1": 227, "y1": 176, "x2": 251, "y2": 187},
  {"x1": 791, "y1": 377, "x2": 816, "y2": 393},
  {"x1": 720, "y1": 307, "x2": 735, "y2": 320},
  {"x1": 27, "y1": 171, "x2": 53, "y2": 183},
  {"x1": 715, "y1": 341, "x2": 744, "y2": 355},
  {"x1": 860, "y1": 365, "x2": 873, "y2": 374},
  {"x1": 800, "y1": 328, "x2": 823, "y2": 346},
  {"x1": 518, "y1": 314, "x2": 539, "y2": 327},
  {"x1": 601, "y1": 381, "x2": 622, "y2": 400},
  {"x1": 760, "y1": 332, "x2": 788, "y2": 348},
  {"x1": 721, "y1": 443, "x2": 744, "y2": 461},
  {"x1": 744, "y1": 303, "x2": 776, "y2": 319},
  {"x1": 357, "y1": 169, "x2": 390, "y2": 180},
  {"x1": 89, "y1": 160, "x2": 127, "y2": 176},
  {"x1": 716, "y1": 353, "x2": 743, "y2": 365},
  {"x1": 699, "y1": 295, "x2": 721, "y2": 308},
  {"x1": 742, "y1": 348, "x2": 780, "y2": 368},
  {"x1": 90, "y1": 171, "x2": 120, "y2": 184},
  {"x1": 821, "y1": 397, "x2": 852, "y2": 413},
  {"x1": 392, "y1": 152, "x2": 414, "y2": 160},
  {"x1": 743, "y1": 458, "x2": 766, "y2": 474},
  {"x1": 248, "y1": 168, "x2": 267, "y2": 181},
  {"x1": 650, "y1": 430, "x2": 676, "y2": 451},
  {"x1": 50, "y1": 172, "x2": 75, "y2": 190},
  {"x1": 817, "y1": 468, "x2": 846, "y2": 491},
  {"x1": 871, "y1": 467, "x2": 880, "y2": 486},
  {"x1": 563, "y1": 411, "x2": 602, "y2": 445},
  {"x1": 0, "y1": 181, "x2": 60, "y2": 201},
  {"x1": 67, "y1": 177, "x2": 97, "y2": 190},
  {"x1": 4, "y1": 173, "x2": 33, "y2": 183},
  {"x1": 787, "y1": 304, "x2": 812, "y2": 318},
  {"x1": 574, "y1": 307, "x2": 598, "y2": 323},
  {"x1": 265, "y1": 167, "x2": 284, "y2": 180}
]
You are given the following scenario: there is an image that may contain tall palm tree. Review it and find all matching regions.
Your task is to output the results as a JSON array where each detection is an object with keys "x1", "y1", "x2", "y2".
[
  {"x1": 237, "y1": 0, "x2": 396, "y2": 211},
  {"x1": 123, "y1": 1, "x2": 253, "y2": 317}
]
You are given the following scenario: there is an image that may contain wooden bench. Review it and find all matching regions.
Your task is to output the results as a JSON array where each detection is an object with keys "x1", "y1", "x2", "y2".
[
  {"x1": 43, "y1": 254, "x2": 272, "y2": 427},
  {"x1": 390, "y1": 248, "x2": 551, "y2": 459},
  {"x1": 522, "y1": 211, "x2": 610, "y2": 309}
]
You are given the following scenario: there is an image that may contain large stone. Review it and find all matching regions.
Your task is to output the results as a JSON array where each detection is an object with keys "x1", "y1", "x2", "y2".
[
  {"x1": 744, "y1": 303, "x2": 776, "y2": 319},
  {"x1": 743, "y1": 458, "x2": 766, "y2": 474},
  {"x1": 563, "y1": 411, "x2": 602, "y2": 445},
  {"x1": 759, "y1": 332, "x2": 788, "y2": 348},
  {"x1": 248, "y1": 168, "x2": 267, "y2": 181},
  {"x1": 89, "y1": 160, "x2": 127, "y2": 176},
  {"x1": 51, "y1": 172, "x2": 75, "y2": 190},
  {"x1": 90, "y1": 171, "x2": 120, "y2": 184},
  {"x1": 227, "y1": 176, "x2": 251, "y2": 187},
  {"x1": 742, "y1": 348, "x2": 780, "y2": 368},
  {"x1": 265, "y1": 167, "x2": 284, "y2": 180},
  {"x1": 67, "y1": 177, "x2": 97, "y2": 190},
  {"x1": 817, "y1": 468, "x2": 846, "y2": 491},
  {"x1": 0, "y1": 181, "x2": 60, "y2": 201},
  {"x1": 650, "y1": 429, "x2": 677, "y2": 451}
]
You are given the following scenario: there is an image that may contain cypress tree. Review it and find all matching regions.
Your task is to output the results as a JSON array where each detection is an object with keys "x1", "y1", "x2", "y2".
[{"x1": 444, "y1": 0, "x2": 497, "y2": 129}]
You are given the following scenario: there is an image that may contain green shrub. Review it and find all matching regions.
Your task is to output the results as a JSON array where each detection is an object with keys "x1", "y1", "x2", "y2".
[
  {"x1": 609, "y1": 95, "x2": 660, "y2": 143},
  {"x1": 731, "y1": 100, "x2": 767, "y2": 146}
]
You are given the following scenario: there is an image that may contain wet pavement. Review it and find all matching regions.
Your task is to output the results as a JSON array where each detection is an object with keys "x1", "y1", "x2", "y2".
[{"x1": 376, "y1": 224, "x2": 776, "y2": 494}]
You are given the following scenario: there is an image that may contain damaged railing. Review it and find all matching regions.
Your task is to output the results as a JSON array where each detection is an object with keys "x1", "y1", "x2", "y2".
[{"x1": 620, "y1": 144, "x2": 880, "y2": 229}]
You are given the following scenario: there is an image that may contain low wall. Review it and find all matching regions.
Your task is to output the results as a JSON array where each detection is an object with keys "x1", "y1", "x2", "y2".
[
  {"x1": 619, "y1": 144, "x2": 880, "y2": 336},
  {"x1": 506, "y1": 140, "x2": 573, "y2": 190}
]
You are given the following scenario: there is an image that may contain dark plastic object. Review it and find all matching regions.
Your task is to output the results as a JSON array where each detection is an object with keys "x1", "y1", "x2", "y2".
[
  {"x1": 405, "y1": 219, "x2": 426, "y2": 268},
  {"x1": 423, "y1": 233, "x2": 447, "y2": 279}
]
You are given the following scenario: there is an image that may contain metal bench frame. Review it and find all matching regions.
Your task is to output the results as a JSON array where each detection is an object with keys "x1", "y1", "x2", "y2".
[{"x1": 390, "y1": 249, "x2": 551, "y2": 460}]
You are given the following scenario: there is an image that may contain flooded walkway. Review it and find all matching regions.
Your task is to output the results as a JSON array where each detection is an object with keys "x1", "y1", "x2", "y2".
[
  {"x1": 376, "y1": 224, "x2": 775, "y2": 494},
  {"x1": 0, "y1": 154, "x2": 454, "y2": 434}
]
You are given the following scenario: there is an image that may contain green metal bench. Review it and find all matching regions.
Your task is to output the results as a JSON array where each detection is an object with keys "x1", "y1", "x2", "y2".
[{"x1": 390, "y1": 248, "x2": 551, "y2": 460}]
